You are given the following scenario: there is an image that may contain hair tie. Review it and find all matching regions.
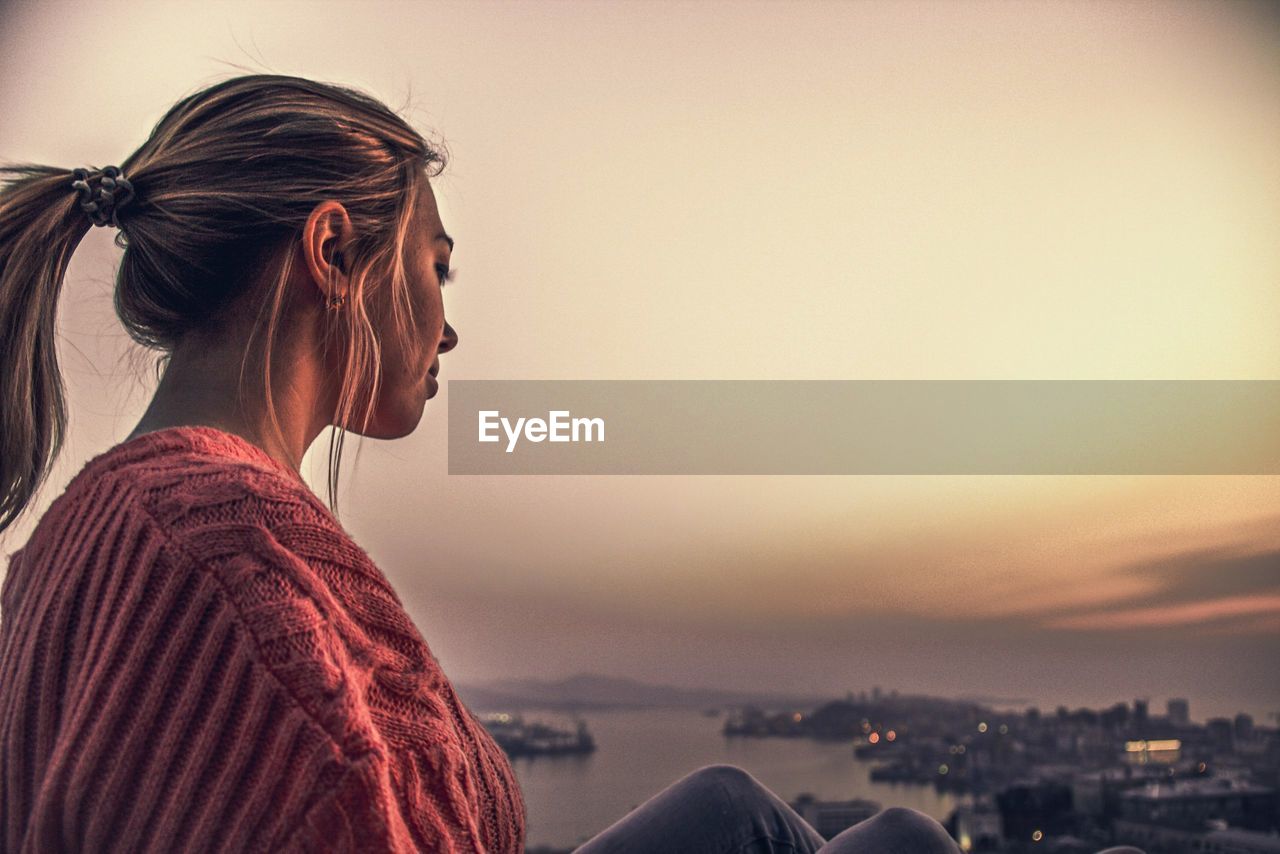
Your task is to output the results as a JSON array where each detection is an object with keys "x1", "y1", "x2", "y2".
[{"x1": 70, "y1": 165, "x2": 135, "y2": 228}]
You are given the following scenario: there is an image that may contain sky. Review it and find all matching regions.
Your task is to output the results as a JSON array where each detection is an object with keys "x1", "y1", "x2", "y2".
[{"x1": 0, "y1": 0, "x2": 1277, "y2": 722}]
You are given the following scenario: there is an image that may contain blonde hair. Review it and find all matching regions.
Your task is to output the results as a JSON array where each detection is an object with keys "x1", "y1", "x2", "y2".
[{"x1": 0, "y1": 74, "x2": 446, "y2": 533}]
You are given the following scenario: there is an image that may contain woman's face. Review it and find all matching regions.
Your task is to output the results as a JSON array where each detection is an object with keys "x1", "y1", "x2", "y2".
[{"x1": 358, "y1": 179, "x2": 458, "y2": 438}]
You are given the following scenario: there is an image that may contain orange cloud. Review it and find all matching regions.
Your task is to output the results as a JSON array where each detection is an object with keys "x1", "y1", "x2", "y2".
[{"x1": 1044, "y1": 594, "x2": 1280, "y2": 631}]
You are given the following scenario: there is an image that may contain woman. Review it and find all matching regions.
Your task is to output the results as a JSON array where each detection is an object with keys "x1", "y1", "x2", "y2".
[
  {"x1": 0, "y1": 74, "x2": 514, "y2": 853},
  {"x1": 0, "y1": 73, "x2": 984, "y2": 853}
]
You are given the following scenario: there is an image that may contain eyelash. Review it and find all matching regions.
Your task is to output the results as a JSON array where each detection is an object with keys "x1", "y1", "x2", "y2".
[{"x1": 435, "y1": 264, "x2": 455, "y2": 286}]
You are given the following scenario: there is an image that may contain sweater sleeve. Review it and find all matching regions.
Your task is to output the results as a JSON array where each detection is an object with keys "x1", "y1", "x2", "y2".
[
  {"x1": 277, "y1": 738, "x2": 492, "y2": 853},
  {"x1": 142, "y1": 462, "x2": 501, "y2": 852}
]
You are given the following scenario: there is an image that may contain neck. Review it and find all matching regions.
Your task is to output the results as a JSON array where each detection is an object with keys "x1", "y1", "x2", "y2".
[{"x1": 127, "y1": 334, "x2": 327, "y2": 475}]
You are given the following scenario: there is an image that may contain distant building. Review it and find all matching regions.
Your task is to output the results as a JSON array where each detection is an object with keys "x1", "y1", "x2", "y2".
[
  {"x1": 1123, "y1": 738, "x2": 1182, "y2": 766},
  {"x1": 787, "y1": 794, "x2": 880, "y2": 840},
  {"x1": 1236, "y1": 714, "x2": 1256, "y2": 743},
  {"x1": 1200, "y1": 827, "x2": 1280, "y2": 854},
  {"x1": 952, "y1": 799, "x2": 1002, "y2": 852},
  {"x1": 1114, "y1": 822, "x2": 1280, "y2": 854},
  {"x1": 1168, "y1": 698, "x2": 1190, "y2": 727},
  {"x1": 996, "y1": 781, "x2": 1075, "y2": 843},
  {"x1": 1072, "y1": 767, "x2": 1158, "y2": 820},
  {"x1": 1208, "y1": 718, "x2": 1236, "y2": 751},
  {"x1": 1117, "y1": 778, "x2": 1276, "y2": 832},
  {"x1": 1134, "y1": 698, "x2": 1149, "y2": 731},
  {"x1": 1102, "y1": 702, "x2": 1129, "y2": 731}
]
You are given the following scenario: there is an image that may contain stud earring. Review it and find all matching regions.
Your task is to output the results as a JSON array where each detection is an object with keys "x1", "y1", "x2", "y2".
[{"x1": 327, "y1": 250, "x2": 346, "y2": 309}]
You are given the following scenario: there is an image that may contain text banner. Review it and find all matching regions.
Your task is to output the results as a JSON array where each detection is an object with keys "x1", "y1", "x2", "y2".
[{"x1": 446, "y1": 381, "x2": 1280, "y2": 475}]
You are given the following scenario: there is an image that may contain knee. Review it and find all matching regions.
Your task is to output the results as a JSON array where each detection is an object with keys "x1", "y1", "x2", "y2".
[
  {"x1": 684, "y1": 763, "x2": 762, "y2": 796},
  {"x1": 876, "y1": 806, "x2": 930, "y2": 825},
  {"x1": 678, "y1": 764, "x2": 777, "y2": 809},
  {"x1": 865, "y1": 807, "x2": 958, "y2": 848}
]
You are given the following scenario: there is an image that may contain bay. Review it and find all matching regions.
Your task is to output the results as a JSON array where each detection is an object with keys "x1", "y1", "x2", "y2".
[{"x1": 507, "y1": 707, "x2": 963, "y2": 850}]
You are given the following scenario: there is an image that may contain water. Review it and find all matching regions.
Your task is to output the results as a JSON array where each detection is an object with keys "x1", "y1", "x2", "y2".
[{"x1": 509, "y1": 707, "x2": 963, "y2": 850}]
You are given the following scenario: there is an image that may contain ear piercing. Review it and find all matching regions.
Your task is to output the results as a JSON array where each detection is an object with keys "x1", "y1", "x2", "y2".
[{"x1": 327, "y1": 250, "x2": 346, "y2": 309}]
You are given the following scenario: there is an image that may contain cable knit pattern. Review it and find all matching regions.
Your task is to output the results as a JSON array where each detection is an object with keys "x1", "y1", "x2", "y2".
[{"x1": 0, "y1": 426, "x2": 525, "y2": 853}]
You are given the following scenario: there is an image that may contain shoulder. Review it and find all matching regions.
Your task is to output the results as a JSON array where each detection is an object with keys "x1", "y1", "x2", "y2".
[
  {"x1": 112, "y1": 427, "x2": 329, "y2": 528},
  {"x1": 98, "y1": 427, "x2": 380, "y2": 581},
  {"x1": 86, "y1": 428, "x2": 407, "y2": 752}
]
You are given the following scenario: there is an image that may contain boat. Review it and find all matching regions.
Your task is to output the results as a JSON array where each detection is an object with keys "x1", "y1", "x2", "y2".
[{"x1": 478, "y1": 713, "x2": 596, "y2": 758}]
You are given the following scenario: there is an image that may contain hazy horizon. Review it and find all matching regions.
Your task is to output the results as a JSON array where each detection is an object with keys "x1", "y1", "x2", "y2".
[{"x1": 456, "y1": 668, "x2": 1268, "y2": 728}]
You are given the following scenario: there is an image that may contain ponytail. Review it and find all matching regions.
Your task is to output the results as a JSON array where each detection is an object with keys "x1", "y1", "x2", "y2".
[{"x1": 0, "y1": 165, "x2": 95, "y2": 535}]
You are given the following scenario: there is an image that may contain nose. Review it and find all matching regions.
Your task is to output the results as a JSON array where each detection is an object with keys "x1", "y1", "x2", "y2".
[{"x1": 437, "y1": 320, "x2": 459, "y2": 355}]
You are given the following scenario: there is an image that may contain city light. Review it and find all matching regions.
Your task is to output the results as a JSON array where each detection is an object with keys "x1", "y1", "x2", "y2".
[{"x1": 1124, "y1": 739, "x2": 1182, "y2": 753}]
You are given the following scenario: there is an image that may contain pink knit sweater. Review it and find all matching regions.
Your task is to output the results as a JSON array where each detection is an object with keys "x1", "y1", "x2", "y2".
[{"x1": 0, "y1": 426, "x2": 525, "y2": 853}]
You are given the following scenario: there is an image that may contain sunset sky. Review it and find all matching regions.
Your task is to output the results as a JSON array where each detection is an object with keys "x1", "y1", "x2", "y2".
[{"x1": 1, "y1": 0, "x2": 1277, "y2": 721}]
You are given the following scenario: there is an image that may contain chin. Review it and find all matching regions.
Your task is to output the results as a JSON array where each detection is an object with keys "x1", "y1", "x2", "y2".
[{"x1": 343, "y1": 401, "x2": 428, "y2": 440}]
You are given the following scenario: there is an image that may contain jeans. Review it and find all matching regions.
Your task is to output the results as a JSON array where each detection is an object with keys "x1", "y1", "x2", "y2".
[
  {"x1": 570, "y1": 765, "x2": 1150, "y2": 854},
  {"x1": 570, "y1": 764, "x2": 960, "y2": 853}
]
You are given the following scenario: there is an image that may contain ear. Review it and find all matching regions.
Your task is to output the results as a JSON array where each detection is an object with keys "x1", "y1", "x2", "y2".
[{"x1": 300, "y1": 200, "x2": 355, "y2": 302}]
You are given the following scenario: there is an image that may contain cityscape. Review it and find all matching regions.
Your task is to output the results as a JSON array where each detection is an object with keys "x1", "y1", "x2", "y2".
[{"x1": 476, "y1": 684, "x2": 1280, "y2": 853}]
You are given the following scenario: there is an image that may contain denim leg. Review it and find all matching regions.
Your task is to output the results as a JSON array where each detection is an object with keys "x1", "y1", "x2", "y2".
[
  {"x1": 815, "y1": 807, "x2": 962, "y2": 854},
  {"x1": 571, "y1": 764, "x2": 827, "y2": 854}
]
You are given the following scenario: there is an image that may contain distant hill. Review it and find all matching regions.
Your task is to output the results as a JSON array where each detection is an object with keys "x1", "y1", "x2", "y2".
[{"x1": 454, "y1": 673, "x2": 833, "y2": 712}]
